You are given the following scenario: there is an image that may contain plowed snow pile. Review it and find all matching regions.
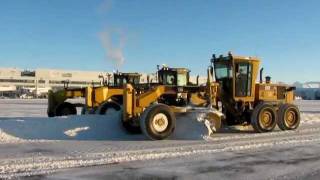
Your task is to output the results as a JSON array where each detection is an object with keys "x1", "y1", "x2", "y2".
[
  {"x1": 0, "y1": 110, "x2": 320, "y2": 143},
  {"x1": 0, "y1": 129, "x2": 24, "y2": 143},
  {"x1": 0, "y1": 111, "x2": 210, "y2": 142},
  {"x1": 300, "y1": 113, "x2": 320, "y2": 124}
]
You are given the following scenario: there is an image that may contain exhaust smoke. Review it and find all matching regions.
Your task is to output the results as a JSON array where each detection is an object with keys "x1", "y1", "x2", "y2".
[{"x1": 99, "y1": 30, "x2": 126, "y2": 67}]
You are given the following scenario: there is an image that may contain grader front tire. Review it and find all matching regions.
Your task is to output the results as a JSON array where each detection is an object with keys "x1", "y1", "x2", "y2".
[{"x1": 140, "y1": 104, "x2": 176, "y2": 140}]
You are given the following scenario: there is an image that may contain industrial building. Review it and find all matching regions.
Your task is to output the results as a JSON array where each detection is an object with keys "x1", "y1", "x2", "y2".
[
  {"x1": 0, "y1": 67, "x2": 206, "y2": 98},
  {"x1": 0, "y1": 68, "x2": 109, "y2": 98}
]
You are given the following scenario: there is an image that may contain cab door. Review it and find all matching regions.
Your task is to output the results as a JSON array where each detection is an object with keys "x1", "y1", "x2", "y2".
[{"x1": 234, "y1": 62, "x2": 253, "y2": 97}]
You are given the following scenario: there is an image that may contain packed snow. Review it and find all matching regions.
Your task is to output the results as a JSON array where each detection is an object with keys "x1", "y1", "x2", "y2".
[
  {"x1": 0, "y1": 99, "x2": 319, "y2": 143},
  {"x1": 0, "y1": 129, "x2": 24, "y2": 143},
  {"x1": 1, "y1": 99, "x2": 320, "y2": 179},
  {"x1": 0, "y1": 113, "x2": 210, "y2": 143},
  {"x1": 64, "y1": 127, "x2": 90, "y2": 137}
]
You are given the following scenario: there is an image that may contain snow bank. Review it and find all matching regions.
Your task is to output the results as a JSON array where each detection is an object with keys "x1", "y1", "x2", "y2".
[
  {"x1": 64, "y1": 127, "x2": 90, "y2": 137},
  {"x1": 301, "y1": 113, "x2": 320, "y2": 125},
  {"x1": 0, "y1": 129, "x2": 24, "y2": 143},
  {"x1": 0, "y1": 109, "x2": 320, "y2": 143},
  {"x1": 0, "y1": 111, "x2": 210, "y2": 142}
]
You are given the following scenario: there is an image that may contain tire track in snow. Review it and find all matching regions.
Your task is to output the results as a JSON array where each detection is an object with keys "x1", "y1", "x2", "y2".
[{"x1": 1, "y1": 127, "x2": 320, "y2": 178}]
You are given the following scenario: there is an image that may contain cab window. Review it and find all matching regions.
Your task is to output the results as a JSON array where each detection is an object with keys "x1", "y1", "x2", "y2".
[
  {"x1": 235, "y1": 63, "x2": 252, "y2": 97},
  {"x1": 166, "y1": 74, "x2": 176, "y2": 85},
  {"x1": 177, "y1": 73, "x2": 187, "y2": 86},
  {"x1": 215, "y1": 63, "x2": 233, "y2": 80}
]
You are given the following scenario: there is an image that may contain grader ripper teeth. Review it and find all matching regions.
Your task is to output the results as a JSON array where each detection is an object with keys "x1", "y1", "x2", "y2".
[{"x1": 47, "y1": 52, "x2": 301, "y2": 140}]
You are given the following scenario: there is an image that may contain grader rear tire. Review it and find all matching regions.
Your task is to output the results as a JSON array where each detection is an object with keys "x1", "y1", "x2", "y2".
[
  {"x1": 251, "y1": 102, "x2": 277, "y2": 133},
  {"x1": 98, "y1": 101, "x2": 121, "y2": 115},
  {"x1": 140, "y1": 104, "x2": 176, "y2": 140},
  {"x1": 81, "y1": 106, "x2": 97, "y2": 115},
  {"x1": 122, "y1": 119, "x2": 142, "y2": 134},
  {"x1": 277, "y1": 104, "x2": 300, "y2": 131},
  {"x1": 47, "y1": 111, "x2": 55, "y2": 117},
  {"x1": 55, "y1": 102, "x2": 77, "y2": 116}
]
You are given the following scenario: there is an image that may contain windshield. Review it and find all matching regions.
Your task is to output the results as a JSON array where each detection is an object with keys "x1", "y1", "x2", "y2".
[
  {"x1": 177, "y1": 73, "x2": 187, "y2": 86},
  {"x1": 214, "y1": 63, "x2": 233, "y2": 80},
  {"x1": 127, "y1": 76, "x2": 140, "y2": 84},
  {"x1": 159, "y1": 71, "x2": 176, "y2": 85}
]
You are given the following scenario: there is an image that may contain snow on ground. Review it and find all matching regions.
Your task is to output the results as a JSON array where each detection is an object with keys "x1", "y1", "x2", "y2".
[
  {"x1": 0, "y1": 100, "x2": 319, "y2": 143},
  {"x1": 64, "y1": 127, "x2": 90, "y2": 137},
  {"x1": 0, "y1": 129, "x2": 24, "y2": 143},
  {"x1": 1, "y1": 124, "x2": 320, "y2": 179},
  {"x1": 0, "y1": 112, "x2": 209, "y2": 143},
  {"x1": 1, "y1": 99, "x2": 320, "y2": 178},
  {"x1": 296, "y1": 100, "x2": 320, "y2": 113},
  {"x1": 46, "y1": 143, "x2": 320, "y2": 180},
  {"x1": 300, "y1": 113, "x2": 320, "y2": 125}
]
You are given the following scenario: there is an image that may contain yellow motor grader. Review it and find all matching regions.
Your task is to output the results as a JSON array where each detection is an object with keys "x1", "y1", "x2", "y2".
[
  {"x1": 47, "y1": 52, "x2": 300, "y2": 140},
  {"x1": 120, "y1": 53, "x2": 300, "y2": 140},
  {"x1": 47, "y1": 68, "x2": 201, "y2": 118},
  {"x1": 212, "y1": 53, "x2": 299, "y2": 132},
  {"x1": 47, "y1": 72, "x2": 141, "y2": 117}
]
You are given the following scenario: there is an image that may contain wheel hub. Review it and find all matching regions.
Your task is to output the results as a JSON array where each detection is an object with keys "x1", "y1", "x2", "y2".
[
  {"x1": 285, "y1": 110, "x2": 296, "y2": 126},
  {"x1": 152, "y1": 113, "x2": 169, "y2": 132},
  {"x1": 260, "y1": 111, "x2": 272, "y2": 128}
]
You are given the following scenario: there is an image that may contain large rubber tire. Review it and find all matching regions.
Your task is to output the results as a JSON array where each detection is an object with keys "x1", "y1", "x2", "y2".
[
  {"x1": 224, "y1": 110, "x2": 237, "y2": 126},
  {"x1": 55, "y1": 102, "x2": 77, "y2": 116},
  {"x1": 277, "y1": 104, "x2": 300, "y2": 131},
  {"x1": 140, "y1": 104, "x2": 176, "y2": 140},
  {"x1": 81, "y1": 106, "x2": 96, "y2": 115},
  {"x1": 122, "y1": 117, "x2": 142, "y2": 134},
  {"x1": 98, "y1": 101, "x2": 121, "y2": 115},
  {"x1": 81, "y1": 107, "x2": 87, "y2": 115},
  {"x1": 47, "y1": 112, "x2": 55, "y2": 118},
  {"x1": 251, "y1": 102, "x2": 277, "y2": 133}
]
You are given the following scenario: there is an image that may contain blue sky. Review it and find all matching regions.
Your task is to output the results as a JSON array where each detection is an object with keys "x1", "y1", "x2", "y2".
[{"x1": 0, "y1": 0, "x2": 319, "y2": 83}]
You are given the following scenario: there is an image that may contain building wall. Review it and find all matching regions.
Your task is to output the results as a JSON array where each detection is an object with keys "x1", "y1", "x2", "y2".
[
  {"x1": 0, "y1": 67, "x2": 207, "y2": 97},
  {"x1": 35, "y1": 69, "x2": 104, "y2": 88},
  {"x1": 0, "y1": 68, "x2": 108, "y2": 97},
  {"x1": 0, "y1": 68, "x2": 36, "y2": 88}
]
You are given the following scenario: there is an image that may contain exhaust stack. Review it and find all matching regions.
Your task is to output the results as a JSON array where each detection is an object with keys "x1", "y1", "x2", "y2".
[{"x1": 260, "y1": 68, "x2": 264, "y2": 83}]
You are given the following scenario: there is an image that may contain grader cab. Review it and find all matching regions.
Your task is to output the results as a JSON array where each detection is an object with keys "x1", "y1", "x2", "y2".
[
  {"x1": 157, "y1": 66, "x2": 190, "y2": 86},
  {"x1": 155, "y1": 66, "x2": 196, "y2": 106},
  {"x1": 212, "y1": 53, "x2": 300, "y2": 132},
  {"x1": 112, "y1": 72, "x2": 141, "y2": 87}
]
